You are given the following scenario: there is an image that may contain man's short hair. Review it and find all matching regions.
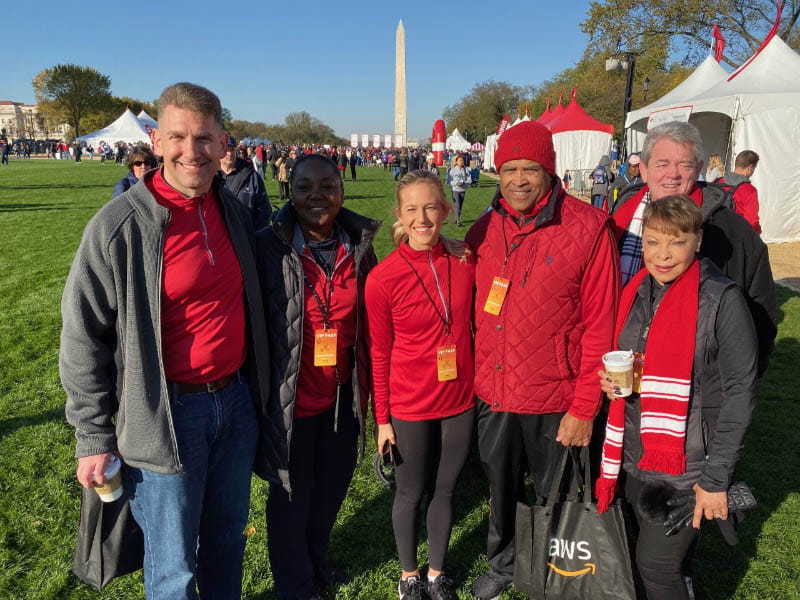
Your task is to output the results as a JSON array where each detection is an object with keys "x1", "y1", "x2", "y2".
[
  {"x1": 641, "y1": 121, "x2": 704, "y2": 168},
  {"x1": 735, "y1": 150, "x2": 760, "y2": 169},
  {"x1": 157, "y1": 82, "x2": 223, "y2": 126},
  {"x1": 643, "y1": 194, "x2": 703, "y2": 235}
]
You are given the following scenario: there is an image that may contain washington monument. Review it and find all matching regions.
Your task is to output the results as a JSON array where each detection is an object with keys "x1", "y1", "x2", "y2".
[{"x1": 395, "y1": 20, "x2": 407, "y2": 144}]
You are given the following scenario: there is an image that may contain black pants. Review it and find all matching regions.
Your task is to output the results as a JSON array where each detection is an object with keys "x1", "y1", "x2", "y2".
[
  {"x1": 624, "y1": 476, "x2": 698, "y2": 600},
  {"x1": 279, "y1": 181, "x2": 290, "y2": 201},
  {"x1": 349, "y1": 162, "x2": 357, "y2": 180},
  {"x1": 266, "y1": 386, "x2": 358, "y2": 600},
  {"x1": 476, "y1": 401, "x2": 565, "y2": 584},
  {"x1": 452, "y1": 190, "x2": 466, "y2": 223},
  {"x1": 391, "y1": 408, "x2": 474, "y2": 572}
]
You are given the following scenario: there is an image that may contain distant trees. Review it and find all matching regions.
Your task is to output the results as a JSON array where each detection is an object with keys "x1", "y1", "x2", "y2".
[
  {"x1": 227, "y1": 111, "x2": 345, "y2": 145},
  {"x1": 581, "y1": 0, "x2": 800, "y2": 68},
  {"x1": 32, "y1": 65, "x2": 112, "y2": 138},
  {"x1": 442, "y1": 80, "x2": 534, "y2": 142}
]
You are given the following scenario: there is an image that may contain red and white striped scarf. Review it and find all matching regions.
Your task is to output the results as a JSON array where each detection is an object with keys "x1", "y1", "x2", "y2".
[{"x1": 596, "y1": 259, "x2": 699, "y2": 513}]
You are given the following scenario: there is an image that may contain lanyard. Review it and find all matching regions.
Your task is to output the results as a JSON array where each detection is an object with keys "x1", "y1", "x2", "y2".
[
  {"x1": 400, "y1": 250, "x2": 453, "y2": 336},
  {"x1": 303, "y1": 271, "x2": 333, "y2": 329}
]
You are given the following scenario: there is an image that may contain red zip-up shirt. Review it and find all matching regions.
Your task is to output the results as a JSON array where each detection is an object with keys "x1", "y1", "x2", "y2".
[
  {"x1": 295, "y1": 239, "x2": 357, "y2": 417},
  {"x1": 146, "y1": 169, "x2": 246, "y2": 384},
  {"x1": 365, "y1": 240, "x2": 475, "y2": 425}
]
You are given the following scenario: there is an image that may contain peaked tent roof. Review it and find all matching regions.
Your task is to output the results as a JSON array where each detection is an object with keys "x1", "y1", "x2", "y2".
[
  {"x1": 137, "y1": 110, "x2": 158, "y2": 131},
  {"x1": 78, "y1": 108, "x2": 152, "y2": 145},
  {"x1": 539, "y1": 102, "x2": 564, "y2": 127},
  {"x1": 549, "y1": 99, "x2": 614, "y2": 135},
  {"x1": 446, "y1": 128, "x2": 471, "y2": 151},
  {"x1": 626, "y1": 55, "x2": 728, "y2": 127},
  {"x1": 688, "y1": 35, "x2": 800, "y2": 116}
]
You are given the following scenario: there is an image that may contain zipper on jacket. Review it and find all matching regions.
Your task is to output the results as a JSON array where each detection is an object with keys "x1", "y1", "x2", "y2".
[
  {"x1": 155, "y1": 215, "x2": 184, "y2": 475},
  {"x1": 198, "y1": 198, "x2": 216, "y2": 266}
]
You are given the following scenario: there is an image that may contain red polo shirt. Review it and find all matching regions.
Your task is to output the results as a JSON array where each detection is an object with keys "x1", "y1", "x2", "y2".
[
  {"x1": 146, "y1": 170, "x2": 246, "y2": 384},
  {"x1": 295, "y1": 241, "x2": 357, "y2": 417}
]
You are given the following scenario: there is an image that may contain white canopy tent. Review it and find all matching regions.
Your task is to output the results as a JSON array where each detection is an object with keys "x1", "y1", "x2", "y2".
[
  {"x1": 483, "y1": 133, "x2": 498, "y2": 171},
  {"x1": 625, "y1": 55, "x2": 729, "y2": 155},
  {"x1": 78, "y1": 108, "x2": 152, "y2": 146},
  {"x1": 625, "y1": 35, "x2": 800, "y2": 242},
  {"x1": 547, "y1": 93, "x2": 614, "y2": 175},
  {"x1": 446, "y1": 128, "x2": 471, "y2": 152},
  {"x1": 137, "y1": 110, "x2": 158, "y2": 132}
]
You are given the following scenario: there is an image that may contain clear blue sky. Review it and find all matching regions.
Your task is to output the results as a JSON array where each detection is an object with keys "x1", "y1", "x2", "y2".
[{"x1": 3, "y1": 0, "x2": 592, "y2": 139}]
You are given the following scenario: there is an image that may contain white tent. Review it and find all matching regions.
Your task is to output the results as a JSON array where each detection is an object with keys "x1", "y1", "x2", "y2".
[
  {"x1": 137, "y1": 110, "x2": 158, "y2": 132},
  {"x1": 78, "y1": 108, "x2": 152, "y2": 146},
  {"x1": 625, "y1": 55, "x2": 729, "y2": 154},
  {"x1": 626, "y1": 35, "x2": 800, "y2": 242},
  {"x1": 446, "y1": 128, "x2": 471, "y2": 152},
  {"x1": 547, "y1": 92, "x2": 614, "y2": 175},
  {"x1": 483, "y1": 133, "x2": 498, "y2": 171}
]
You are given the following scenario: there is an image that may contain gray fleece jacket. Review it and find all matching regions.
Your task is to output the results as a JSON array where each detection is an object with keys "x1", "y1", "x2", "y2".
[{"x1": 60, "y1": 171, "x2": 270, "y2": 474}]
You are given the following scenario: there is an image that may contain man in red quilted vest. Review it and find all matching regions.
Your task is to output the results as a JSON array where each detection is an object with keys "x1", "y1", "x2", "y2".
[{"x1": 466, "y1": 121, "x2": 621, "y2": 600}]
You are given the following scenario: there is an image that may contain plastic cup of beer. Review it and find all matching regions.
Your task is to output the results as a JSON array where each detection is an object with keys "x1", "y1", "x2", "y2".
[
  {"x1": 93, "y1": 455, "x2": 123, "y2": 502},
  {"x1": 602, "y1": 350, "x2": 635, "y2": 397}
]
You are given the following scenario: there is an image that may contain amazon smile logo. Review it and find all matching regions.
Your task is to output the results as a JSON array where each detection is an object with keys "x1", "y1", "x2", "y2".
[{"x1": 547, "y1": 562, "x2": 596, "y2": 577}]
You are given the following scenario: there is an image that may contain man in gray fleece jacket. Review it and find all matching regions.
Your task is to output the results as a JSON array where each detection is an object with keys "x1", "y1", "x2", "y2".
[{"x1": 60, "y1": 82, "x2": 269, "y2": 599}]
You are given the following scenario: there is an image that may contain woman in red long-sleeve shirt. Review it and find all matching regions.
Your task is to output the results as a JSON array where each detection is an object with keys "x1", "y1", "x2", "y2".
[{"x1": 365, "y1": 170, "x2": 475, "y2": 600}]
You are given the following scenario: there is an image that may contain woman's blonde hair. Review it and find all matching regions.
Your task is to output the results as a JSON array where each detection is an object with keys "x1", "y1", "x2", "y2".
[
  {"x1": 391, "y1": 170, "x2": 470, "y2": 258},
  {"x1": 707, "y1": 153, "x2": 724, "y2": 175}
]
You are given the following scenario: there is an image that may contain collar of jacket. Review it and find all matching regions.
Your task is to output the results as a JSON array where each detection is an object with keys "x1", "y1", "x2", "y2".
[
  {"x1": 490, "y1": 175, "x2": 565, "y2": 229},
  {"x1": 272, "y1": 203, "x2": 381, "y2": 251},
  {"x1": 123, "y1": 170, "x2": 237, "y2": 228},
  {"x1": 616, "y1": 180, "x2": 732, "y2": 223}
]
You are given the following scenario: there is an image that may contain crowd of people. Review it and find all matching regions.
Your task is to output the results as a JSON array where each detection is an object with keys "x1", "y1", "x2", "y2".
[{"x1": 59, "y1": 82, "x2": 776, "y2": 600}]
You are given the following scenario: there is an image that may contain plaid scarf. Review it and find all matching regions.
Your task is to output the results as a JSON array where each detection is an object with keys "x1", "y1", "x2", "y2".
[
  {"x1": 596, "y1": 260, "x2": 699, "y2": 513},
  {"x1": 618, "y1": 190, "x2": 649, "y2": 285}
]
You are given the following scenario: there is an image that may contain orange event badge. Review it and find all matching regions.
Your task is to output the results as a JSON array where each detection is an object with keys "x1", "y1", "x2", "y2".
[
  {"x1": 437, "y1": 345, "x2": 458, "y2": 382},
  {"x1": 314, "y1": 328, "x2": 338, "y2": 366},
  {"x1": 483, "y1": 276, "x2": 510, "y2": 315}
]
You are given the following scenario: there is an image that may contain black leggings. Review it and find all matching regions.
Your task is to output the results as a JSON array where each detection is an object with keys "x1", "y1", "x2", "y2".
[
  {"x1": 625, "y1": 476, "x2": 699, "y2": 600},
  {"x1": 452, "y1": 190, "x2": 465, "y2": 222},
  {"x1": 391, "y1": 408, "x2": 474, "y2": 572}
]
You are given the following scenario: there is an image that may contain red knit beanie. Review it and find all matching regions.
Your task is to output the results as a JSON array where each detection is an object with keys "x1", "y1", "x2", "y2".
[{"x1": 494, "y1": 121, "x2": 556, "y2": 174}]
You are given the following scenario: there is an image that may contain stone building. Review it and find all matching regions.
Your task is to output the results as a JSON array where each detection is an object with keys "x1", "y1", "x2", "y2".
[{"x1": 0, "y1": 101, "x2": 69, "y2": 140}]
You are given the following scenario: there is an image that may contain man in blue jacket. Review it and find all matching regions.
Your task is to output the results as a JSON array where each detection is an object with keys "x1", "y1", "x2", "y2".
[{"x1": 219, "y1": 135, "x2": 272, "y2": 231}]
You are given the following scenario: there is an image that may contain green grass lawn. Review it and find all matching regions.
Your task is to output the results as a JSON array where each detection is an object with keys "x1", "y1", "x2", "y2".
[{"x1": 1, "y1": 159, "x2": 798, "y2": 599}]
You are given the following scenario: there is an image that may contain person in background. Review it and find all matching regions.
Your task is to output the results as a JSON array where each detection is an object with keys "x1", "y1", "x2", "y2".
[
  {"x1": 590, "y1": 154, "x2": 614, "y2": 211},
  {"x1": 705, "y1": 153, "x2": 724, "y2": 182},
  {"x1": 609, "y1": 153, "x2": 642, "y2": 211},
  {"x1": 276, "y1": 150, "x2": 294, "y2": 202},
  {"x1": 446, "y1": 155, "x2": 472, "y2": 227},
  {"x1": 349, "y1": 148, "x2": 358, "y2": 180},
  {"x1": 716, "y1": 150, "x2": 762, "y2": 234},
  {"x1": 366, "y1": 170, "x2": 475, "y2": 600},
  {"x1": 112, "y1": 145, "x2": 158, "y2": 198},
  {"x1": 596, "y1": 195, "x2": 757, "y2": 600},
  {"x1": 219, "y1": 135, "x2": 271, "y2": 232},
  {"x1": 562, "y1": 169, "x2": 571, "y2": 190},
  {"x1": 255, "y1": 154, "x2": 380, "y2": 600}
]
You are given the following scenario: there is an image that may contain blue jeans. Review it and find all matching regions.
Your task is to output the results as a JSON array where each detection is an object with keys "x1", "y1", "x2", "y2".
[
  {"x1": 592, "y1": 194, "x2": 606, "y2": 210},
  {"x1": 125, "y1": 376, "x2": 258, "y2": 599}
]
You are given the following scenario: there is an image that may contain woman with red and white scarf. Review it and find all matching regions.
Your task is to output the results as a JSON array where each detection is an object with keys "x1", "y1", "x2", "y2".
[{"x1": 595, "y1": 195, "x2": 758, "y2": 600}]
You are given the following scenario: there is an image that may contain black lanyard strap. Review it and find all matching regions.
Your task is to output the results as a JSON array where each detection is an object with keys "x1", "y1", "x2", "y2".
[{"x1": 400, "y1": 250, "x2": 452, "y2": 335}]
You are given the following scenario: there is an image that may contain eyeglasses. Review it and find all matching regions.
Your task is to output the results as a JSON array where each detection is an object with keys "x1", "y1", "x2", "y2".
[{"x1": 132, "y1": 160, "x2": 155, "y2": 167}]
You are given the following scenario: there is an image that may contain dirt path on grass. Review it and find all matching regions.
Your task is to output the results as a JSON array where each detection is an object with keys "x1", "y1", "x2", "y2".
[{"x1": 768, "y1": 242, "x2": 800, "y2": 292}]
